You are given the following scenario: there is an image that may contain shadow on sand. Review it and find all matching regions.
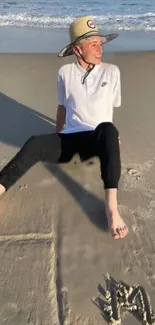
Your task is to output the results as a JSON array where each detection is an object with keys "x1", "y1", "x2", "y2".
[{"x1": 0, "y1": 92, "x2": 108, "y2": 232}]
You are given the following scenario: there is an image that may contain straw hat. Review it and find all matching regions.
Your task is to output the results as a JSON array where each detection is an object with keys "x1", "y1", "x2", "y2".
[{"x1": 58, "y1": 16, "x2": 118, "y2": 57}]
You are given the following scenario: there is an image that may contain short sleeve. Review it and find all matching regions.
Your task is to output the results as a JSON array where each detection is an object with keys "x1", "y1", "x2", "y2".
[
  {"x1": 57, "y1": 71, "x2": 65, "y2": 106},
  {"x1": 113, "y1": 67, "x2": 121, "y2": 107}
]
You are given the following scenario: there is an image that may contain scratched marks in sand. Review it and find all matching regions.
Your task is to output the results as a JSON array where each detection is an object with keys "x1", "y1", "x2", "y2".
[{"x1": 93, "y1": 273, "x2": 155, "y2": 325}]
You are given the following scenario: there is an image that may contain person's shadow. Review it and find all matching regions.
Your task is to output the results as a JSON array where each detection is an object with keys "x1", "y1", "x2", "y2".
[
  {"x1": 0, "y1": 92, "x2": 108, "y2": 232},
  {"x1": 0, "y1": 92, "x2": 56, "y2": 147}
]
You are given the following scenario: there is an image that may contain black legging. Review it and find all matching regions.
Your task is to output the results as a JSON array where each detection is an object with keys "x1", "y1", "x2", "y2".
[{"x1": 0, "y1": 122, "x2": 121, "y2": 190}]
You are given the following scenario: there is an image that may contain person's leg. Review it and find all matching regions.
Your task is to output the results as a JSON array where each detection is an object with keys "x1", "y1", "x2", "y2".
[
  {"x1": 91, "y1": 122, "x2": 128, "y2": 239},
  {"x1": 0, "y1": 133, "x2": 75, "y2": 194}
]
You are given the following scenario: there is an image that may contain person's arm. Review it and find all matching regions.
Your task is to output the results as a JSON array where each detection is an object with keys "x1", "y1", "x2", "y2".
[
  {"x1": 113, "y1": 66, "x2": 121, "y2": 108},
  {"x1": 56, "y1": 69, "x2": 66, "y2": 133},
  {"x1": 56, "y1": 104, "x2": 66, "y2": 133},
  {"x1": 113, "y1": 66, "x2": 121, "y2": 145}
]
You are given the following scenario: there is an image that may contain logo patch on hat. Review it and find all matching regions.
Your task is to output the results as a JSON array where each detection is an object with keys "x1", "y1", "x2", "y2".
[{"x1": 87, "y1": 20, "x2": 96, "y2": 29}]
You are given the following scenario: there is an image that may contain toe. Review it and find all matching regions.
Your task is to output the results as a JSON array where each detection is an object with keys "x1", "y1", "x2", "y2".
[
  {"x1": 111, "y1": 229, "x2": 120, "y2": 239},
  {"x1": 119, "y1": 226, "x2": 128, "y2": 238}
]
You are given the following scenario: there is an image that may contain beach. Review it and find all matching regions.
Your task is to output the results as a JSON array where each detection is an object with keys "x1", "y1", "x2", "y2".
[{"x1": 0, "y1": 51, "x2": 155, "y2": 324}]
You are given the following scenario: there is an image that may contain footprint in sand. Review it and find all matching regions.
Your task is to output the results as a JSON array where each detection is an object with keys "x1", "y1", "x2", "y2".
[
  {"x1": 18, "y1": 184, "x2": 28, "y2": 190},
  {"x1": 134, "y1": 206, "x2": 153, "y2": 220},
  {"x1": 144, "y1": 158, "x2": 155, "y2": 171},
  {"x1": 132, "y1": 224, "x2": 139, "y2": 232},
  {"x1": 126, "y1": 168, "x2": 141, "y2": 179},
  {"x1": 122, "y1": 167, "x2": 143, "y2": 191},
  {"x1": 149, "y1": 200, "x2": 155, "y2": 209}
]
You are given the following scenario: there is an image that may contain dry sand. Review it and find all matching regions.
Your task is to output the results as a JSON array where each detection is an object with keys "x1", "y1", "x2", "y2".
[{"x1": 0, "y1": 52, "x2": 155, "y2": 324}]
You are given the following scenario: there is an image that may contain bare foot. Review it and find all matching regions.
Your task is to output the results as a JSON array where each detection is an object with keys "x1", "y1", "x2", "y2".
[
  {"x1": 106, "y1": 209, "x2": 128, "y2": 239},
  {"x1": 0, "y1": 184, "x2": 6, "y2": 196}
]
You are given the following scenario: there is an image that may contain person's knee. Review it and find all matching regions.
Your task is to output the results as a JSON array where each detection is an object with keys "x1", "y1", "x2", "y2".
[
  {"x1": 24, "y1": 135, "x2": 38, "y2": 151},
  {"x1": 28, "y1": 135, "x2": 37, "y2": 143},
  {"x1": 95, "y1": 122, "x2": 119, "y2": 138}
]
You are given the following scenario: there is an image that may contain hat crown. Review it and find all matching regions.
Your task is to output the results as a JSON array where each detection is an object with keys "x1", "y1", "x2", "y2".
[{"x1": 69, "y1": 16, "x2": 99, "y2": 43}]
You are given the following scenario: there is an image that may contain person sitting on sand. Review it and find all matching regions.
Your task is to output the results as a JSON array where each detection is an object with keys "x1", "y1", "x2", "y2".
[{"x1": 0, "y1": 16, "x2": 128, "y2": 239}]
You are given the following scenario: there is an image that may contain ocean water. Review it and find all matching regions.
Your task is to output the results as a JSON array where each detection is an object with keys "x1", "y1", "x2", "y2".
[{"x1": 0, "y1": 0, "x2": 155, "y2": 32}]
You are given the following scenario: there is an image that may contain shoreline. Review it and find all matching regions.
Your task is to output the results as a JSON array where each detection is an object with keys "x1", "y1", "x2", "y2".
[{"x1": 0, "y1": 26, "x2": 155, "y2": 53}]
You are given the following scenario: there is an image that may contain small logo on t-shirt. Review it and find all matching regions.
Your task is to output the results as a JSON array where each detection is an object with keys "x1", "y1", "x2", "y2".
[{"x1": 101, "y1": 82, "x2": 107, "y2": 87}]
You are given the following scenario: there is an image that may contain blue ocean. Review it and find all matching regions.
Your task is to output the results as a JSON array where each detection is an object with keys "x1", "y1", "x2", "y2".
[{"x1": 0, "y1": 0, "x2": 155, "y2": 31}]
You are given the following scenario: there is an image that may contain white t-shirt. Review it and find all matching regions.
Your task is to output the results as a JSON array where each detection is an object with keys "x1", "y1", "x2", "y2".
[{"x1": 57, "y1": 61, "x2": 121, "y2": 134}]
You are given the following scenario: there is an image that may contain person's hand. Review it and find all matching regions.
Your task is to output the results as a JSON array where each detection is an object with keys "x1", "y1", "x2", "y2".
[{"x1": 118, "y1": 136, "x2": 121, "y2": 145}]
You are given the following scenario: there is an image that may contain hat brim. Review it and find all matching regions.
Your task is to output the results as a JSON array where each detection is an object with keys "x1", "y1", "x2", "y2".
[{"x1": 58, "y1": 32, "x2": 118, "y2": 58}]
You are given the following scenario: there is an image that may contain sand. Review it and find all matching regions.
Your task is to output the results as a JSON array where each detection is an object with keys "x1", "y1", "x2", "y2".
[{"x1": 0, "y1": 52, "x2": 155, "y2": 324}]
